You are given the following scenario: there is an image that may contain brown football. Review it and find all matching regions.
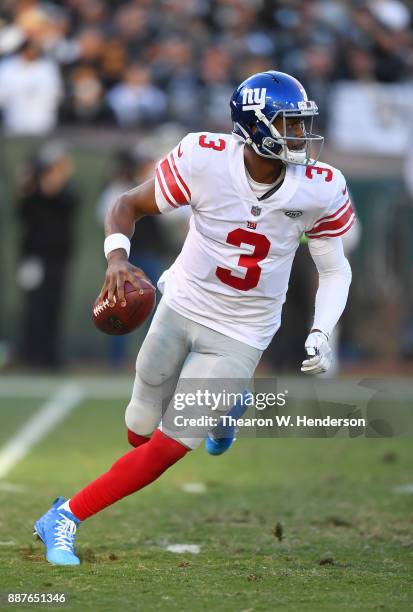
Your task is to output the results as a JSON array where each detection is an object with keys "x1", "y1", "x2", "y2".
[{"x1": 92, "y1": 278, "x2": 156, "y2": 335}]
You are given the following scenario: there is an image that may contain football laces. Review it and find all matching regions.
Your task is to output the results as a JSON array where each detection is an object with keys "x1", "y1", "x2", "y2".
[{"x1": 93, "y1": 296, "x2": 116, "y2": 317}]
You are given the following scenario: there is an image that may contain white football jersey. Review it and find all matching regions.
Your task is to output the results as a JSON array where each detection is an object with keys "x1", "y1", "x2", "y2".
[{"x1": 154, "y1": 132, "x2": 355, "y2": 349}]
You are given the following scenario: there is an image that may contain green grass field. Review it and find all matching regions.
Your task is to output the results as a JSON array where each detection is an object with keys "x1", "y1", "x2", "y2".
[{"x1": 0, "y1": 377, "x2": 412, "y2": 611}]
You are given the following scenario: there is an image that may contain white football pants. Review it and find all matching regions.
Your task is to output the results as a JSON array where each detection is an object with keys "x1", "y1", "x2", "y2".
[{"x1": 125, "y1": 298, "x2": 262, "y2": 449}]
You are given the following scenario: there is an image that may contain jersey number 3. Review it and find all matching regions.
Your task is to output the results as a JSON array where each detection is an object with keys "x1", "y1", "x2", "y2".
[
  {"x1": 199, "y1": 135, "x2": 226, "y2": 151},
  {"x1": 305, "y1": 165, "x2": 333, "y2": 182},
  {"x1": 216, "y1": 228, "x2": 270, "y2": 291}
]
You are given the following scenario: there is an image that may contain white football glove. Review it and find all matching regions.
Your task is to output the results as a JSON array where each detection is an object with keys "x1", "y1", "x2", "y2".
[{"x1": 301, "y1": 330, "x2": 332, "y2": 375}]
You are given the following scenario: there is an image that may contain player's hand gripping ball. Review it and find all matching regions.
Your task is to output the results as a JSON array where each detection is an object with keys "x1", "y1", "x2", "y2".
[{"x1": 92, "y1": 278, "x2": 156, "y2": 335}]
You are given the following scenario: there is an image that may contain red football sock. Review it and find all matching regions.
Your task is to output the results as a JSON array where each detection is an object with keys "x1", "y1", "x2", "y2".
[
  {"x1": 69, "y1": 430, "x2": 189, "y2": 521},
  {"x1": 127, "y1": 429, "x2": 149, "y2": 448}
]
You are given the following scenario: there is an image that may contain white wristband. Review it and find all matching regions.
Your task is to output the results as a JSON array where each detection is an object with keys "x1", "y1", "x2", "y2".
[{"x1": 104, "y1": 233, "x2": 131, "y2": 259}]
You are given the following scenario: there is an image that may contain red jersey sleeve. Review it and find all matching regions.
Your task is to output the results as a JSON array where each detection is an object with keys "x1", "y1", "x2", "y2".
[
  {"x1": 306, "y1": 172, "x2": 355, "y2": 239},
  {"x1": 154, "y1": 135, "x2": 193, "y2": 214}
]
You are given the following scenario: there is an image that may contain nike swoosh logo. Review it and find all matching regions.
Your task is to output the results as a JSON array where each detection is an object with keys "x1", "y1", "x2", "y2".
[
  {"x1": 177, "y1": 143, "x2": 183, "y2": 158},
  {"x1": 342, "y1": 186, "x2": 347, "y2": 196}
]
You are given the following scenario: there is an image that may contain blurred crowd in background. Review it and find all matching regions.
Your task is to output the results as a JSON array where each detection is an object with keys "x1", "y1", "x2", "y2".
[
  {"x1": 0, "y1": 0, "x2": 413, "y2": 134},
  {"x1": 1, "y1": 0, "x2": 413, "y2": 372}
]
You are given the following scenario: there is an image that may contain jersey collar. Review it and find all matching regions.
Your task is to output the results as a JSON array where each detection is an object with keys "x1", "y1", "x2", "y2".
[{"x1": 229, "y1": 134, "x2": 299, "y2": 204}]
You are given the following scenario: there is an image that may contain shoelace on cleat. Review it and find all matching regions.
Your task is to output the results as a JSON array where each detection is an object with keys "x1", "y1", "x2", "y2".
[{"x1": 53, "y1": 513, "x2": 77, "y2": 552}]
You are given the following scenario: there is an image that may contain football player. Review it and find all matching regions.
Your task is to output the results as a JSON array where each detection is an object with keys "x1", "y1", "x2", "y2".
[{"x1": 34, "y1": 71, "x2": 354, "y2": 564}]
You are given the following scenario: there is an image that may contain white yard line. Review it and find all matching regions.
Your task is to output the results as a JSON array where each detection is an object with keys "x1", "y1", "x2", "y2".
[
  {"x1": 0, "y1": 383, "x2": 84, "y2": 480},
  {"x1": 164, "y1": 544, "x2": 201, "y2": 554},
  {"x1": 181, "y1": 482, "x2": 207, "y2": 494},
  {"x1": 1, "y1": 375, "x2": 412, "y2": 401},
  {"x1": 0, "y1": 376, "x2": 132, "y2": 399},
  {"x1": 393, "y1": 484, "x2": 413, "y2": 494}
]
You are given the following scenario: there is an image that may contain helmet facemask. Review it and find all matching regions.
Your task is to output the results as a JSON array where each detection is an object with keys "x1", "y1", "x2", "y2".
[{"x1": 235, "y1": 105, "x2": 324, "y2": 166}]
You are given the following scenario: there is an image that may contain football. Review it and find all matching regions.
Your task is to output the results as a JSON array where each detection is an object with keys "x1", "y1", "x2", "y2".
[{"x1": 92, "y1": 278, "x2": 156, "y2": 335}]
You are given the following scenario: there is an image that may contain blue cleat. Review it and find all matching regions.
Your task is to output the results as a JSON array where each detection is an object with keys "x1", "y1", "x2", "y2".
[
  {"x1": 34, "y1": 497, "x2": 80, "y2": 565},
  {"x1": 205, "y1": 433, "x2": 234, "y2": 455},
  {"x1": 205, "y1": 389, "x2": 250, "y2": 456}
]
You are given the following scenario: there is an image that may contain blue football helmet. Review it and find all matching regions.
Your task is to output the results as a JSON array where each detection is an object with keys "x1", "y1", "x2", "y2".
[{"x1": 230, "y1": 71, "x2": 324, "y2": 165}]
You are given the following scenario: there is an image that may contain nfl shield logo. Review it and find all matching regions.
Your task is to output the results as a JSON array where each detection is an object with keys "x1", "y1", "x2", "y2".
[{"x1": 251, "y1": 205, "x2": 262, "y2": 217}]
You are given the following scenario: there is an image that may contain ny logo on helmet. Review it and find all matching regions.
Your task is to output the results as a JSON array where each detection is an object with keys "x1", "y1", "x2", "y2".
[{"x1": 242, "y1": 87, "x2": 267, "y2": 111}]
